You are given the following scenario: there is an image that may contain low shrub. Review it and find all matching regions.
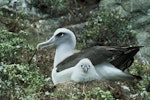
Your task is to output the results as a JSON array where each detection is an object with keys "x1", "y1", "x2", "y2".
[
  {"x1": 30, "y1": 0, "x2": 69, "y2": 16},
  {"x1": 0, "y1": 63, "x2": 52, "y2": 100},
  {"x1": 0, "y1": 30, "x2": 34, "y2": 64},
  {"x1": 77, "y1": 10, "x2": 136, "y2": 49}
]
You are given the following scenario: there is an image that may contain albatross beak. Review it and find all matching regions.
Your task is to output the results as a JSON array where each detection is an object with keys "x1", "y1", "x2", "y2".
[{"x1": 36, "y1": 36, "x2": 55, "y2": 50}]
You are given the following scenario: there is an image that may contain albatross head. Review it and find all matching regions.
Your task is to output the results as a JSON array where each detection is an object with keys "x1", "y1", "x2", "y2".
[{"x1": 37, "y1": 28, "x2": 76, "y2": 67}]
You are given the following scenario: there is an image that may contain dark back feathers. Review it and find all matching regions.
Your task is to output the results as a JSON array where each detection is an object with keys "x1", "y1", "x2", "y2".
[{"x1": 56, "y1": 46, "x2": 142, "y2": 72}]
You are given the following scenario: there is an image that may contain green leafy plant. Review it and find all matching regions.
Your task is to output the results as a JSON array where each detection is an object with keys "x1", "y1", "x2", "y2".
[
  {"x1": 129, "y1": 60, "x2": 150, "y2": 99},
  {"x1": 77, "y1": 10, "x2": 136, "y2": 49},
  {"x1": 0, "y1": 63, "x2": 53, "y2": 100},
  {"x1": 0, "y1": 30, "x2": 54, "y2": 100},
  {"x1": 52, "y1": 86, "x2": 114, "y2": 100},
  {"x1": 86, "y1": 87, "x2": 114, "y2": 100},
  {"x1": 31, "y1": 0, "x2": 69, "y2": 16},
  {"x1": 67, "y1": 88, "x2": 82, "y2": 100},
  {"x1": 0, "y1": 30, "x2": 34, "y2": 64}
]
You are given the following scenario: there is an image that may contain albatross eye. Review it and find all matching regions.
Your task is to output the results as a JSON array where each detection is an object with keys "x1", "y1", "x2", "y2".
[{"x1": 56, "y1": 32, "x2": 65, "y2": 37}]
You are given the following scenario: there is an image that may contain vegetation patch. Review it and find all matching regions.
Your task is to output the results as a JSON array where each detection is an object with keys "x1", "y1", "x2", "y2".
[
  {"x1": 31, "y1": 0, "x2": 70, "y2": 16},
  {"x1": 77, "y1": 10, "x2": 137, "y2": 49},
  {"x1": 0, "y1": 30, "x2": 34, "y2": 64},
  {"x1": 0, "y1": 64, "x2": 53, "y2": 100}
]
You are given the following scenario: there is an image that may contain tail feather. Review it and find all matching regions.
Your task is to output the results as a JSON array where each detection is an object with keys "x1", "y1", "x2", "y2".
[{"x1": 110, "y1": 46, "x2": 143, "y2": 71}]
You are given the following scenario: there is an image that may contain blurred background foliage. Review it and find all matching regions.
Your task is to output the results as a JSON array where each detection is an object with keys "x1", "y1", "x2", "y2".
[
  {"x1": 30, "y1": 0, "x2": 70, "y2": 16},
  {"x1": 77, "y1": 10, "x2": 136, "y2": 49}
]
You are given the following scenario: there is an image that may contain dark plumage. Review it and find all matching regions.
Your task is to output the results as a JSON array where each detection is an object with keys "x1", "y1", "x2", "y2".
[{"x1": 56, "y1": 46, "x2": 143, "y2": 73}]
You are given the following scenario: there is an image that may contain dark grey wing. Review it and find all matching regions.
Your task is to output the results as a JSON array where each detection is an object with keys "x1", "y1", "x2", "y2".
[
  {"x1": 56, "y1": 46, "x2": 124, "y2": 72},
  {"x1": 110, "y1": 46, "x2": 142, "y2": 71},
  {"x1": 56, "y1": 46, "x2": 142, "y2": 72}
]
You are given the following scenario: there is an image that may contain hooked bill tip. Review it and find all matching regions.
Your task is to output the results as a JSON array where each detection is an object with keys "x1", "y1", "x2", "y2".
[{"x1": 36, "y1": 43, "x2": 41, "y2": 50}]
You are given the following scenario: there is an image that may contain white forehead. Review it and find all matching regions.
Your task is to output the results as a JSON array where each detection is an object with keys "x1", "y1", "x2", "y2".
[
  {"x1": 79, "y1": 58, "x2": 92, "y2": 65},
  {"x1": 54, "y1": 28, "x2": 74, "y2": 36}
]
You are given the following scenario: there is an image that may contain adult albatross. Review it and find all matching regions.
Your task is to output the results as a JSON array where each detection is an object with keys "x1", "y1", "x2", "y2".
[{"x1": 37, "y1": 28, "x2": 142, "y2": 85}]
